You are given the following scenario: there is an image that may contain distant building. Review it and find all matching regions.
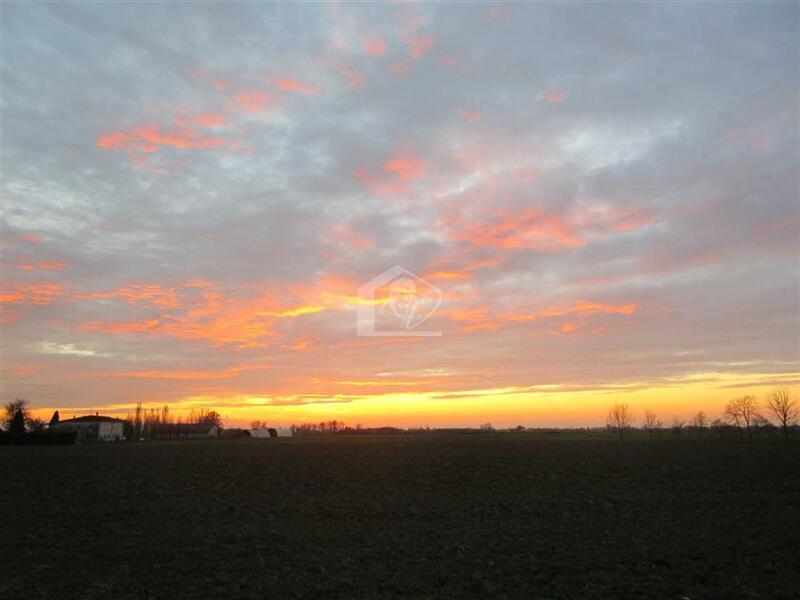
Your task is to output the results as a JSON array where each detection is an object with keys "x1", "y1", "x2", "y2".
[
  {"x1": 220, "y1": 428, "x2": 251, "y2": 439},
  {"x1": 51, "y1": 415, "x2": 124, "y2": 442},
  {"x1": 251, "y1": 427, "x2": 292, "y2": 438},
  {"x1": 151, "y1": 423, "x2": 220, "y2": 440}
]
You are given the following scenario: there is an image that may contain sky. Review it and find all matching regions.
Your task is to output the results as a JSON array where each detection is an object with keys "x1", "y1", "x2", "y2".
[{"x1": 1, "y1": 2, "x2": 798, "y2": 428}]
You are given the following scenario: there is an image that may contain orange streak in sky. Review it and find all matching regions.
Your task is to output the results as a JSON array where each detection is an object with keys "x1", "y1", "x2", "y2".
[
  {"x1": 363, "y1": 36, "x2": 388, "y2": 57},
  {"x1": 0, "y1": 283, "x2": 64, "y2": 305},
  {"x1": 407, "y1": 34, "x2": 435, "y2": 59},
  {"x1": 274, "y1": 79, "x2": 319, "y2": 95}
]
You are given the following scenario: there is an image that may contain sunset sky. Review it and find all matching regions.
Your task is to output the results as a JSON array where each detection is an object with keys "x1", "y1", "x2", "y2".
[{"x1": 2, "y1": 2, "x2": 798, "y2": 428}]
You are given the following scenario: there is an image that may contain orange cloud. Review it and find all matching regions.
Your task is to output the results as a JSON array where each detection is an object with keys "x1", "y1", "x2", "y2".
[
  {"x1": 537, "y1": 89, "x2": 567, "y2": 103},
  {"x1": 109, "y1": 364, "x2": 265, "y2": 380},
  {"x1": 448, "y1": 208, "x2": 584, "y2": 252},
  {"x1": 407, "y1": 34, "x2": 435, "y2": 59},
  {"x1": 333, "y1": 61, "x2": 366, "y2": 89},
  {"x1": 10, "y1": 364, "x2": 38, "y2": 377},
  {"x1": 328, "y1": 223, "x2": 375, "y2": 251},
  {"x1": 19, "y1": 234, "x2": 43, "y2": 245},
  {"x1": 273, "y1": 79, "x2": 319, "y2": 96},
  {"x1": 448, "y1": 300, "x2": 637, "y2": 333},
  {"x1": 389, "y1": 60, "x2": 413, "y2": 77},
  {"x1": 1, "y1": 283, "x2": 64, "y2": 305},
  {"x1": 229, "y1": 90, "x2": 284, "y2": 113},
  {"x1": 81, "y1": 277, "x2": 361, "y2": 348},
  {"x1": 424, "y1": 270, "x2": 471, "y2": 282},
  {"x1": 194, "y1": 112, "x2": 227, "y2": 128},
  {"x1": 442, "y1": 201, "x2": 652, "y2": 254},
  {"x1": 384, "y1": 155, "x2": 424, "y2": 180},
  {"x1": 363, "y1": 36, "x2": 388, "y2": 57},
  {"x1": 97, "y1": 124, "x2": 228, "y2": 160},
  {"x1": 287, "y1": 337, "x2": 313, "y2": 352},
  {"x1": 85, "y1": 319, "x2": 161, "y2": 334},
  {"x1": 83, "y1": 283, "x2": 180, "y2": 308},
  {"x1": 14, "y1": 261, "x2": 66, "y2": 271},
  {"x1": 356, "y1": 154, "x2": 426, "y2": 196}
]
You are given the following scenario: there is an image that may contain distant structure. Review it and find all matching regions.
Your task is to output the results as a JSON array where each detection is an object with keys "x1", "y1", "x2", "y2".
[
  {"x1": 51, "y1": 415, "x2": 124, "y2": 442},
  {"x1": 151, "y1": 423, "x2": 220, "y2": 440},
  {"x1": 251, "y1": 427, "x2": 292, "y2": 438},
  {"x1": 221, "y1": 428, "x2": 251, "y2": 439}
]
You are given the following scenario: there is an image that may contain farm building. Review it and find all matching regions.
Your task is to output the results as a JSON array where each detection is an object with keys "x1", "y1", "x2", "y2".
[
  {"x1": 51, "y1": 415, "x2": 124, "y2": 442},
  {"x1": 251, "y1": 427, "x2": 292, "y2": 438},
  {"x1": 221, "y1": 428, "x2": 251, "y2": 439},
  {"x1": 150, "y1": 423, "x2": 220, "y2": 440}
]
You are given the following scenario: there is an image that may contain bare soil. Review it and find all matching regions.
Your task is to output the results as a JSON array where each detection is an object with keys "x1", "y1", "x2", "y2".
[{"x1": 1, "y1": 436, "x2": 798, "y2": 599}]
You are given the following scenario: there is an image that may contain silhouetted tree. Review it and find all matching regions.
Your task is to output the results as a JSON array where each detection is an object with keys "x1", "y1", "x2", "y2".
[
  {"x1": 27, "y1": 417, "x2": 45, "y2": 432},
  {"x1": 670, "y1": 416, "x2": 685, "y2": 437},
  {"x1": 122, "y1": 418, "x2": 134, "y2": 440},
  {"x1": 607, "y1": 403, "x2": 633, "y2": 440},
  {"x1": 133, "y1": 402, "x2": 143, "y2": 439},
  {"x1": 690, "y1": 411, "x2": 708, "y2": 436},
  {"x1": 726, "y1": 396, "x2": 759, "y2": 440},
  {"x1": 3, "y1": 399, "x2": 30, "y2": 432},
  {"x1": 198, "y1": 410, "x2": 222, "y2": 428},
  {"x1": 766, "y1": 389, "x2": 797, "y2": 439},
  {"x1": 49, "y1": 410, "x2": 60, "y2": 427},
  {"x1": 9, "y1": 409, "x2": 26, "y2": 434},
  {"x1": 643, "y1": 409, "x2": 662, "y2": 438}
]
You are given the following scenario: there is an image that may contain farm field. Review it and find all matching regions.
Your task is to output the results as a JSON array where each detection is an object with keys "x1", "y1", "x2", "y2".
[{"x1": 1, "y1": 436, "x2": 799, "y2": 599}]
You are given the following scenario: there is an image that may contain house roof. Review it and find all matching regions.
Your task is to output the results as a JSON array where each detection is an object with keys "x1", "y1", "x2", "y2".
[{"x1": 58, "y1": 415, "x2": 124, "y2": 424}]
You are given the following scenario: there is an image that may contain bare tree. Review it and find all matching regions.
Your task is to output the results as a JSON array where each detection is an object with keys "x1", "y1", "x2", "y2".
[
  {"x1": 690, "y1": 411, "x2": 708, "y2": 435},
  {"x1": 766, "y1": 389, "x2": 798, "y2": 439},
  {"x1": 691, "y1": 411, "x2": 707, "y2": 428},
  {"x1": 607, "y1": 403, "x2": 633, "y2": 440},
  {"x1": 133, "y1": 402, "x2": 143, "y2": 440},
  {"x1": 724, "y1": 400, "x2": 742, "y2": 436},
  {"x1": 670, "y1": 416, "x2": 685, "y2": 437},
  {"x1": 725, "y1": 396, "x2": 759, "y2": 440},
  {"x1": 643, "y1": 409, "x2": 661, "y2": 438}
]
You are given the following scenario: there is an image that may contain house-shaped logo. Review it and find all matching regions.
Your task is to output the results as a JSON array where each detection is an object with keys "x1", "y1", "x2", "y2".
[{"x1": 357, "y1": 266, "x2": 442, "y2": 337}]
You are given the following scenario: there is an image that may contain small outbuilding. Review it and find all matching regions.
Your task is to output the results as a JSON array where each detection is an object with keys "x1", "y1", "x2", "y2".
[{"x1": 250, "y1": 427, "x2": 292, "y2": 438}]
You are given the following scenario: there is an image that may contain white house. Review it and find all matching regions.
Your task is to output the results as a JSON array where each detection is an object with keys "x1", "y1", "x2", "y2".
[{"x1": 51, "y1": 415, "x2": 124, "y2": 442}]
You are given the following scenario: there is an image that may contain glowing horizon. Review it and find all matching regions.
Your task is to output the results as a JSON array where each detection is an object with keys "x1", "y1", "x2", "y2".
[{"x1": 2, "y1": 3, "x2": 798, "y2": 428}]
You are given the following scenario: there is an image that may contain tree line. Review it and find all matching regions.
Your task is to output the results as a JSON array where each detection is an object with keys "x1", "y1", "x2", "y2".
[
  {"x1": 289, "y1": 421, "x2": 405, "y2": 435},
  {"x1": 607, "y1": 389, "x2": 798, "y2": 440},
  {"x1": 123, "y1": 403, "x2": 223, "y2": 440},
  {"x1": 0, "y1": 399, "x2": 224, "y2": 440}
]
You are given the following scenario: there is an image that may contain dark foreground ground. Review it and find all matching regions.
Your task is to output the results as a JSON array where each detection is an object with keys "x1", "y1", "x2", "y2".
[{"x1": 1, "y1": 436, "x2": 799, "y2": 599}]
